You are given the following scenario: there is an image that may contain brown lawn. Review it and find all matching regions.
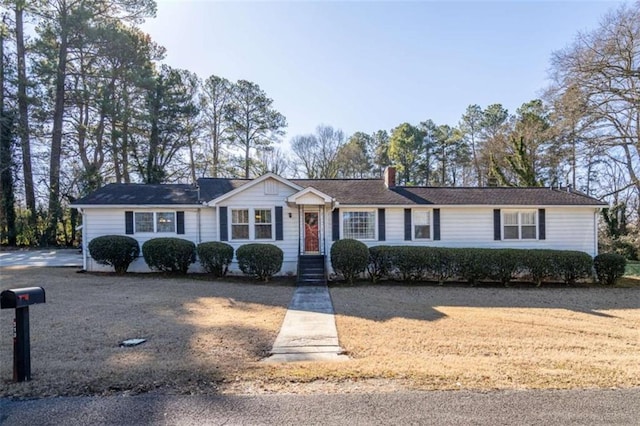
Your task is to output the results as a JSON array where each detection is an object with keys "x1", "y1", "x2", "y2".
[
  {"x1": 1, "y1": 268, "x2": 638, "y2": 397},
  {"x1": 328, "y1": 285, "x2": 640, "y2": 391}
]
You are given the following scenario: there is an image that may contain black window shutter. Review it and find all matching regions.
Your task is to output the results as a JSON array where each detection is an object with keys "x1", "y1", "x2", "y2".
[
  {"x1": 433, "y1": 208, "x2": 441, "y2": 241},
  {"x1": 176, "y1": 211, "x2": 185, "y2": 234},
  {"x1": 378, "y1": 208, "x2": 386, "y2": 241},
  {"x1": 125, "y1": 211, "x2": 134, "y2": 234},
  {"x1": 538, "y1": 208, "x2": 546, "y2": 240},
  {"x1": 404, "y1": 209, "x2": 412, "y2": 241},
  {"x1": 332, "y1": 209, "x2": 340, "y2": 241},
  {"x1": 219, "y1": 207, "x2": 228, "y2": 241},
  {"x1": 493, "y1": 209, "x2": 501, "y2": 240},
  {"x1": 275, "y1": 206, "x2": 283, "y2": 240}
]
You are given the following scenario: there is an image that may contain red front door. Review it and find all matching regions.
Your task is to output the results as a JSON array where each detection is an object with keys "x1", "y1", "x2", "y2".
[{"x1": 304, "y1": 212, "x2": 319, "y2": 252}]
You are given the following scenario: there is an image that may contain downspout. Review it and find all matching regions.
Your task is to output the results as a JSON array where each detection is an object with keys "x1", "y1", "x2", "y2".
[
  {"x1": 297, "y1": 205, "x2": 301, "y2": 255},
  {"x1": 80, "y1": 208, "x2": 87, "y2": 271},
  {"x1": 594, "y1": 209, "x2": 599, "y2": 257},
  {"x1": 197, "y1": 207, "x2": 201, "y2": 244}
]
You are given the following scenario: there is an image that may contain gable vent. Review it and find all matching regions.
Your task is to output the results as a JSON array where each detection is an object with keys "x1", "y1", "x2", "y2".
[{"x1": 264, "y1": 179, "x2": 278, "y2": 195}]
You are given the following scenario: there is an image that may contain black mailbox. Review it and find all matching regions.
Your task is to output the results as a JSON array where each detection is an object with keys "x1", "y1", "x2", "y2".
[
  {"x1": 1, "y1": 287, "x2": 46, "y2": 309},
  {"x1": 1, "y1": 287, "x2": 46, "y2": 382}
]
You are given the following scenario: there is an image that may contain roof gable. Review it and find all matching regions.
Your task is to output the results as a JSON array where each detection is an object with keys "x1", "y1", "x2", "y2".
[
  {"x1": 287, "y1": 186, "x2": 334, "y2": 205},
  {"x1": 204, "y1": 173, "x2": 302, "y2": 205}
]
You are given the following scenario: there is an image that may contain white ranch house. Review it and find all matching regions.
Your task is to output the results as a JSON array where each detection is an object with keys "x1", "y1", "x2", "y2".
[{"x1": 71, "y1": 168, "x2": 606, "y2": 278}]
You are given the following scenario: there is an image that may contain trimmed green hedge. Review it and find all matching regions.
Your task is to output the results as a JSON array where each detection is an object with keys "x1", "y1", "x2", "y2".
[
  {"x1": 368, "y1": 245, "x2": 393, "y2": 283},
  {"x1": 357, "y1": 246, "x2": 597, "y2": 286},
  {"x1": 330, "y1": 239, "x2": 369, "y2": 284},
  {"x1": 142, "y1": 237, "x2": 196, "y2": 274},
  {"x1": 236, "y1": 243, "x2": 283, "y2": 282},
  {"x1": 88, "y1": 235, "x2": 139, "y2": 274},
  {"x1": 197, "y1": 241, "x2": 234, "y2": 277},
  {"x1": 594, "y1": 253, "x2": 627, "y2": 285}
]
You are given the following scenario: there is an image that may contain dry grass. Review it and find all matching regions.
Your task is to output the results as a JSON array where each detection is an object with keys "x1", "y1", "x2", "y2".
[
  {"x1": 327, "y1": 284, "x2": 640, "y2": 391},
  {"x1": 0, "y1": 267, "x2": 292, "y2": 397},
  {"x1": 1, "y1": 268, "x2": 639, "y2": 397}
]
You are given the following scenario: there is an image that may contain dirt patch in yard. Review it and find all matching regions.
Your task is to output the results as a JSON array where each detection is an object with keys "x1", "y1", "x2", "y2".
[{"x1": 1, "y1": 268, "x2": 638, "y2": 397}]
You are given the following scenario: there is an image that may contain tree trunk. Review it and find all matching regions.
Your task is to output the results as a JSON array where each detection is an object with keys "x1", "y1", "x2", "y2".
[
  {"x1": 0, "y1": 22, "x2": 16, "y2": 246},
  {"x1": 46, "y1": 14, "x2": 69, "y2": 246},
  {"x1": 15, "y1": 2, "x2": 36, "y2": 234}
]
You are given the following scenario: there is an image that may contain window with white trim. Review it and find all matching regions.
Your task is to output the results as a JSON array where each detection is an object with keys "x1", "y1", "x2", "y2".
[
  {"x1": 231, "y1": 209, "x2": 249, "y2": 240},
  {"x1": 413, "y1": 210, "x2": 431, "y2": 240},
  {"x1": 503, "y1": 210, "x2": 536, "y2": 240},
  {"x1": 134, "y1": 212, "x2": 175, "y2": 233},
  {"x1": 230, "y1": 208, "x2": 274, "y2": 240},
  {"x1": 342, "y1": 210, "x2": 375, "y2": 240},
  {"x1": 254, "y1": 209, "x2": 272, "y2": 239}
]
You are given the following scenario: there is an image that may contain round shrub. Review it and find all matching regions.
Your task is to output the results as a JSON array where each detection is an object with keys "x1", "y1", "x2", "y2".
[
  {"x1": 142, "y1": 237, "x2": 196, "y2": 274},
  {"x1": 330, "y1": 239, "x2": 369, "y2": 284},
  {"x1": 594, "y1": 253, "x2": 626, "y2": 286},
  {"x1": 197, "y1": 241, "x2": 234, "y2": 277},
  {"x1": 236, "y1": 243, "x2": 283, "y2": 282},
  {"x1": 88, "y1": 235, "x2": 139, "y2": 274}
]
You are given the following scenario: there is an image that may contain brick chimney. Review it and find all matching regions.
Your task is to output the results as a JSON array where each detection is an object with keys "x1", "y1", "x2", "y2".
[{"x1": 384, "y1": 166, "x2": 396, "y2": 188}]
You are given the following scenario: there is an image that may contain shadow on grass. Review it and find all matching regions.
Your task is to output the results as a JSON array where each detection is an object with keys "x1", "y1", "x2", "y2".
[
  {"x1": 328, "y1": 280, "x2": 640, "y2": 323},
  {"x1": 0, "y1": 267, "x2": 294, "y2": 398}
]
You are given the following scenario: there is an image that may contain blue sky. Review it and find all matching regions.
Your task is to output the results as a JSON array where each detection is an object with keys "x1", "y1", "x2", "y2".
[{"x1": 141, "y1": 1, "x2": 623, "y2": 146}]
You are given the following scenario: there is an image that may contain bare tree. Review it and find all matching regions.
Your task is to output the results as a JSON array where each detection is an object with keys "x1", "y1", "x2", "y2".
[{"x1": 550, "y1": 2, "x2": 640, "y2": 213}]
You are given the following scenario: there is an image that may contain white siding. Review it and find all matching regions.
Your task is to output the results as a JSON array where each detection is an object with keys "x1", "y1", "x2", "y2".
[
  {"x1": 217, "y1": 177, "x2": 300, "y2": 275},
  {"x1": 83, "y1": 207, "x2": 204, "y2": 273},
  {"x1": 81, "y1": 181, "x2": 599, "y2": 273},
  {"x1": 325, "y1": 206, "x2": 599, "y2": 273}
]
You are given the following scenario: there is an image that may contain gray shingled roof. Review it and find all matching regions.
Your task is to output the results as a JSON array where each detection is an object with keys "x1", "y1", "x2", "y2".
[
  {"x1": 73, "y1": 183, "x2": 200, "y2": 205},
  {"x1": 196, "y1": 178, "x2": 249, "y2": 201},
  {"x1": 72, "y1": 178, "x2": 606, "y2": 207},
  {"x1": 292, "y1": 180, "x2": 605, "y2": 206},
  {"x1": 393, "y1": 186, "x2": 607, "y2": 206}
]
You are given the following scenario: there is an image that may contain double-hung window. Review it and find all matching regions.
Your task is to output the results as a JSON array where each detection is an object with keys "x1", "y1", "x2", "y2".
[
  {"x1": 503, "y1": 210, "x2": 536, "y2": 240},
  {"x1": 134, "y1": 212, "x2": 175, "y2": 233},
  {"x1": 231, "y1": 209, "x2": 250, "y2": 240},
  {"x1": 254, "y1": 209, "x2": 272, "y2": 239},
  {"x1": 230, "y1": 208, "x2": 273, "y2": 240},
  {"x1": 342, "y1": 210, "x2": 375, "y2": 240},
  {"x1": 413, "y1": 210, "x2": 431, "y2": 240}
]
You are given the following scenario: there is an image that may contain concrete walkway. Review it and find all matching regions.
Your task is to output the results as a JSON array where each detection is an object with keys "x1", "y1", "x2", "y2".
[{"x1": 264, "y1": 285, "x2": 349, "y2": 362}]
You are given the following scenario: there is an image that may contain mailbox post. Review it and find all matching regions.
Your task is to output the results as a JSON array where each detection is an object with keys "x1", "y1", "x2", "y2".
[{"x1": 1, "y1": 287, "x2": 46, "y2": 382}]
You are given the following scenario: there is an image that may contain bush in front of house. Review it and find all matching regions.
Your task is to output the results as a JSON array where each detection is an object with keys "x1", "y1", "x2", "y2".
[
  {"x1": 236, "y1": 243, "x2": 283, "y2": 282},
  {"x1": 594, "y1": 253, "x2": 627, "y2": 286},
  {"x1": 331, "y1": 239, "x2": 369, "y2": 284},
  {"x1": 424, "y1": 247, "x2": 458, "y2": 285},
  {"x1": 142, "y1": 237, "x2": 196, "y2": 274},
  {"x1": 368, "y1": 245, "x2": 393, "y2": 283},
  {"x1": 197, "y1": 241, "x2": 234, "y2": 277},
  {"x1": 552, "y1": 250, "x2": 594, "y2": 285},
  {"x1": 486, "y1": 249, "x2": 523, "y2": 286},
  {"x1": 390, "y1": 246, "x2": 428, "y2": 281},
  {"x1": 522, "y1": 250, "x2": 558, "y2": 286},
  {"x1": 456, "y1": 248, "x2": 493, "y2": 286},
  {"x1": 88, "y1": 235, "x2": 139, "y2": 274}
]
